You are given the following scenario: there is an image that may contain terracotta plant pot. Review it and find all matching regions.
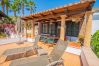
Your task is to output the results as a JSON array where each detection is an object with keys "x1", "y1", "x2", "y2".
[{"x1": 69, "y1": 42, "x2": 81, "y2": 48}]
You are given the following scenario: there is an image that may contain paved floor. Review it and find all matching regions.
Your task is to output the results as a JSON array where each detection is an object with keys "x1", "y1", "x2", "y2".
[
  {"x1": 0, "y1": 38, "x2": 26, "y2": 45},
  {"x1": 0, "y1": 42, "x2": 33, "y2": 56},
  {"x1": 0, "y1": 42, "x2": 34, "y2": 66},
  {"x1": 62, "y1": 52, "x2": 82, "y2": 66},
  {"x1": 0, "y1": 41, "x2": 82, "y2": 66}
]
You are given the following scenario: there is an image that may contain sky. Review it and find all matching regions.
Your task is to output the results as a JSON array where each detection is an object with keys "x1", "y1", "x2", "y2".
[
  {"x1": 0, "y1": 0, "x2": 99, "y2": 16},
  {"x1": 33, "y1": 0, "x2": 99, "y2": 12}
]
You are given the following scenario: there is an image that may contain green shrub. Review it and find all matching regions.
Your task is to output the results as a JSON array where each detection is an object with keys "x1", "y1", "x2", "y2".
[{"x1": 91, "y1": 30, "x2": 99, "y2": 58}]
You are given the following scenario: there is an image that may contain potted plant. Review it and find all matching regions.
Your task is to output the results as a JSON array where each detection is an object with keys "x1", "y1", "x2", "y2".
[{"x1": 78, "y1": 35, "x2": 84, "y2": 46}]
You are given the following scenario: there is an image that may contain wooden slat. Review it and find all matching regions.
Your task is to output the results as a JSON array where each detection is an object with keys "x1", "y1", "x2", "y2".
[{"x1": 21, "y1": 1, "x2": 95, "y2": 21}]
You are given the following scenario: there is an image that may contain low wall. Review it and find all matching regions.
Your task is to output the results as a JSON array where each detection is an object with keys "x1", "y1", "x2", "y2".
[{"x1": 81, "y1": 47, "x2": 99, "y2": 66}]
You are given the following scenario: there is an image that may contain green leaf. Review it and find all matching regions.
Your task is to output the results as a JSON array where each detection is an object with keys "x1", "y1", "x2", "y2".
[{"x1": 91, "y1": 30, "x2": 99, "y2": 58}]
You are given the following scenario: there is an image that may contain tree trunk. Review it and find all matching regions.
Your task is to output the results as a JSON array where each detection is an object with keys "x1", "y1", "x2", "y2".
[
  {"x1": 22, "y1": 3, "x2": 24, "y2": 16},
  {"x1": 30, "y1": 7, "x2": 32, "y2": 14},
  {"x1": 6, "y1": 5, "x2": 9, "y2": 15},
  {"x1": 6, "y1": 0, "x2": 9, "y2": 15},
  {"x1": 14, "y1": 11, "x2": 16, "y2": 17},
  {"x1": 1, "y1": 0, "x2": 5, "y2": 13}
]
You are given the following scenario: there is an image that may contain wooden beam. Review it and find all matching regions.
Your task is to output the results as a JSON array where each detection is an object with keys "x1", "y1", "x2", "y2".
[
  {"x1": 34, "y1": 9, "x2": 85, "y2": 22},
  {"x1": 50, "y1": 18, "x2": 57, "y2": 20},
  {"x1": 22, "y1": 5, "x2": 89, "y2": 21},
  {"x1": 26, "y1": 17, "x2": 33, "y2": 20},
  {"x1": 25, "y1": 20, "x2": 28, "y2": 39},
  {"x1": 31, "y1": 20, "x2": 35, "y2": 38},
  {"x1": 49, "y1": 11, "x2": 57, "y2": 15},
  {"x1": 21, "y1": 1, "x2": 95, "y2": 21}
]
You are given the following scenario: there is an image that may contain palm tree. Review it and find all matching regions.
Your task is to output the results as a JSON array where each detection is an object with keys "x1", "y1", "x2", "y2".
[
  {"x1": 0, "y1": 0, "x2": 5, "y2": 13},
  {"x1": 5, "y1": 0, "x2": 10, "y2": 15},
  {"x1": 10, "y1": 4, "x2": 17, "y2": 17},
  {"x1": 26, "y1": 0, "x2": 36, "y2": 14},
  {"x1": 9, "y1": 0, "x2": 20, "y2": 17},
  {"x1": 0, "y1": 0, "x2": 10, "y2": 15},
  {"x1": 0, "y1": 0, "x2": 36, "y2": 16},
  {"x1": 20, "y1": 0, "x2": 27, "y2": 16}
]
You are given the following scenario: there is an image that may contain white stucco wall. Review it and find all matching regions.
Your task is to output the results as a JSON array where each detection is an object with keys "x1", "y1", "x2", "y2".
[{"x1": 92, "y1": 12, "x2": 99, "y2": 35}]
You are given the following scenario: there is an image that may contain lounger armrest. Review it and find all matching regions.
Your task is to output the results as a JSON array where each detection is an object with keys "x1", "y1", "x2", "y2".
[
  {"x1": 46, "y1": 60, "x2": 63, "y2": 66},
  {"x1": 37, "y1": 49, "x2": 48, "y2": 56}
]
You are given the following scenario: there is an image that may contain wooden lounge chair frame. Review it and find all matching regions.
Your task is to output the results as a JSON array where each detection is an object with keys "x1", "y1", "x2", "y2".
[
  {"x1": 0, "y1": 35, "x2": 41, "y2": 64},
  {"x1": 10, "y1": 39, "x2": 68, "y2": 66}
]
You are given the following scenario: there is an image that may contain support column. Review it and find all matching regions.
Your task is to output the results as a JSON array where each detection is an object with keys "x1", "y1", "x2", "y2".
[
  {"x1": 25, "y1": 21, "x2": 28, "y2": 39},
  {"x1": 23, "y1": 21, "x2": 25, "y2": 38},
  {"x1": 31, "y1": 20, "x2": 35, "y2": 38},
  {"x1": 60, "y1": 15, "x2": 67, "y2": 41},
  {"x1": 84, "y1": 12, "x2": 92, "y2": 47},
  {"x1": 79, "y1": 14, "x2": 87, "y2": 36},
  {"x1": 38, "y1": 22, "x2": 42, "y2": 35}
]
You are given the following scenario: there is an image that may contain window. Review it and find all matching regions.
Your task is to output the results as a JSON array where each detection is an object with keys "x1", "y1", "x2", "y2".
[
  {"x1": 41, "y1": 22, "x2": 59, "y2": 36},
  {"x1": 42, "y1": 23, "x2": 48, "y2": 34},
  {"x1": 66, "y1": 21, "x2": 79, "y2": 37},
  {"x1": 49, "y1": 22, "x2": 58, "y2": 35}
]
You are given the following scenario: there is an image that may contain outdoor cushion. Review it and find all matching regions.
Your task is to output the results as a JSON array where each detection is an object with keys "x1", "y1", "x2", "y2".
[
  {"x1": 0, "y1": 46, "x2": 36, "y2": 63},
  {"x1": 10, "y1": 54, "x2": 63, "y2": 66},
  {"x1": 46, "y1": 60, "x2": 63, "y2": 66},
  {"x1": 10, "y1": 55, "x2": 49, "y2": 66},
  {"x1": 40, "y1": 36, "x2": 47, "y2": 43},
  {"x1": 47, "y1": 38, "x2": 55, "y2": 44},
  {"x1": 37, "y1": 48, "x2": 48, "y2": 56}
]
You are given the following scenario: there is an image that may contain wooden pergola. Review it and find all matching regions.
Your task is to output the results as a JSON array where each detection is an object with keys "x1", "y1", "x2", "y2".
[{"x1": 22, "y1": 0, "x2": 95, "y2": 47}]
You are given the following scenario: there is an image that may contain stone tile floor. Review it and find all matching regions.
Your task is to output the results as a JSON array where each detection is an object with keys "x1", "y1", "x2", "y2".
[{"x1": 0, "y1": 41, "x2": 82, "y2": 66}]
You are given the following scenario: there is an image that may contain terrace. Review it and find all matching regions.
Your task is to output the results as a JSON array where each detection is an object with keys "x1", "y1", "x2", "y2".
[
  {"x1": 0, "y1": 0, "x2": 99, "y2": 66},
  {"x1": 21, "y1": 0, "x2": 99, "y2": 66}
]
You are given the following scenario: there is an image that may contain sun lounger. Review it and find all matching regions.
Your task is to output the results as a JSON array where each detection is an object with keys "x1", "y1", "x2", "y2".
[
  {"x1": 10, "y1": 39, "x2": 68, "y2": 66},
  {"x1": 40, "y1": 36, "x2": 48, "y2": 43},
  {"x1": 47, "y1": 38, "x2": 55, "y2": 44},
  {"x1": 33, "y1": 35, "x2": 48, "y2": 56},
  {"x1": 0, "y1": 35, "x2": 41, "y2": 64},
  {"x1": 0, "y1": 46, "x2": 36, "y2": 64}
]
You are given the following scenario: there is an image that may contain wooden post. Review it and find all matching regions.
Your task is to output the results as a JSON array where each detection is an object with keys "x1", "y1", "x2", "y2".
[
  {"x1": 32, "y1": 20, "x2": 35, "y2": 38},
  {"x1": 84, "y1": 12, "x2": 92, "y2": 47},
  {"x1": 25, "y1": 20, "x2": 28, "y2": 40},
  {"x1": 23, "y1": 21, "x2": 25, "y2": 38},
  {"x1": 38, "y1": 22, "x2": 42, "y2": 35},
  {"x1": 60, "y1": 15, "x2": 67, "y2": 41}
]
